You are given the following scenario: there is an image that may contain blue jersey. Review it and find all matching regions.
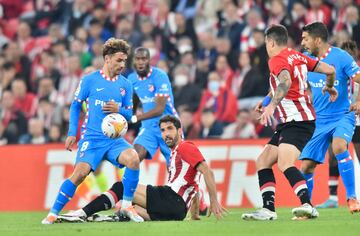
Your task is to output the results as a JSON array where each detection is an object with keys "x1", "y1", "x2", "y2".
[
  {"x1": 69, "y1": 70, "x2": 133, "y2": 139},
  {"x1": 306, "y1": 47, "x2": 360, "y2": 119},
  {"x1": 128, "y1": 67, "x2": 179, "y2": 127}
]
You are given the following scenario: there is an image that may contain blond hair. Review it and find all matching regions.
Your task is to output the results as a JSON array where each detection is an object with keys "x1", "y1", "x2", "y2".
[{"x1": 102, "y1": 38, "x2": 131, "y2": 58}]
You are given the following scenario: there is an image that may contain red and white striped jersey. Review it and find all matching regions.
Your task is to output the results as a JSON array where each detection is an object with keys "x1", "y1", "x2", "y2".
[
  {"x1": 268, "y1": 48, "x2": 318, "y2": 123},
  {"x1": 166, "y1": 141, "x2": 204, "y2": 209}
]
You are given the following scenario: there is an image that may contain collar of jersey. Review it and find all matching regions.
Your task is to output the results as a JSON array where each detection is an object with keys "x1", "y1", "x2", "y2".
[
  {"x1": 137, "y1": 68, "x2": 153, "y2": 81},
  {"x1": 316, "y1": 46, "x2": 332, "y2": 61},
  {"x1": 100, "y1": 70, "x2": 119, "y2": 82}
]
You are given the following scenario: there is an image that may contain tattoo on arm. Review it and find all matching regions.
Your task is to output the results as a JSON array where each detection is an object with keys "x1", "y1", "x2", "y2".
[{"x1": 271, "y1": 70, "x2": 292, "y2": 107}]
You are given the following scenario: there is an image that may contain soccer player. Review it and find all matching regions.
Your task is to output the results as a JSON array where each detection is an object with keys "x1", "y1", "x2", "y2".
[
  {"x1": 317, "y1": 41, "x2": 360, "y2": 209},
  {"x1": 42, "y1": 38, "x2": 144, "y2": 224},
  {"x1": 241, "y1": 24, "x2": 337, "y2": 221},
  {"x1": 61, "y1": 115, "x2": 226, "y2": 221},
  {"x1": 299, "y1": 23, "x2": 360, "y2": 213}
]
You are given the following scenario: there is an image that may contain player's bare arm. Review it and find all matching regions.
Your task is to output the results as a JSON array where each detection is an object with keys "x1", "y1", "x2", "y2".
[
  {"x1": 132, "y1": 96, "x2": 166, "y2": 123},
  {"x1": 196, "y1": 161, "x2": 228, "y2": 220},
  {"x1": 260, "y1": 69, "x2": 291, "y2": 126},
  {"x1": 65, "y1": 136, "x2": 76, "y2": 151},
  {"x1": 350, "y1": 82, "x2": 360, "y2": 115},
  {"x1": 314, "y1": 61, "x2": 338, "y2": 102}
]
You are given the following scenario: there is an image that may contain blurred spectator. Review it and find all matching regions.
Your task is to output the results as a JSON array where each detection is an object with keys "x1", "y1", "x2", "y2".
[
  {"x1": 2, "y1": 41, "x2": 32, "y2": 89},
  {"x1": 289, "y1": 1, "x2": 307, "y2": 45},
  {"x1": 215, "y1": 54, "x2": 234, "y2": 90},
  {"x1": 197, "y1": 30, "x2": 217, "y2": 71},
  {"x1": 306, "y1": 0, "x2": 332, "y2": 28},
  {"x1": 48, "y1": 124, "x2": 63, "y2": 143},
  {"x1": 91, "y1": 3, "x2": 115, "y2": 34},
  {"x1": 332, "y1": 0, "x2": 353, "y2": 34},
  {"x1": 179, "y1": 106, "x2": 200, "y2": 139},
  {"x1": 194, "y1": 72, "x2": 238, "y2": 125},
  {"x1": 16, "y1": 21, "x2": 38, "y2": 60},
  {"x1": 37, "y1": 77, "x2": 58, "y2": 104},
  {"x1": 87, "y1": 18, "x2": 112, "y2": 51},
  {"x1": 199, "y1": 108, "x2": 223, "y2": 139},
  {"x1": 0, "y1": 90, "x2": 27, "y2": 144},
  {"x1": 250, "y1": 28, "x2": 269, "y2": 77},
  {"x1": 171, "y1": 0, "x2": 197, "y2": 20},
  {"x1": 215, "y1": 37, "x2": 238, "y2": 70},
  {"x1": 18, "y1": 117, "x2": 48, "y2": 144},
  {"x1": 233, "y1": 52, "x2": 267, "y2": 109},
  {"x1": 67, "y1": 0, "x2": 93, "y2": 36},
  {"x1": 218, "y1": 2, "x2": 245, "y2": 54},
  {"x1": 36, "y1": 96, "x2": 57, "y2": 131},
  {"x1": 115, "y1": 16, "x2": 142, "y2": 48},
  {"x1": 57, "y1": 54, "x2": 82, "y2": 106},
  {"x1": 142, "y1": 38, "x2": 164, "y2": 66},
  {"x1": 70, "y1": 38, "x2": 92, "y2": 69},
  {"x1": 1, "y1": 61, "x2": 17, "y2": 91},
  {"x1": 31, "y1": 50, "x2": 61, "y2": 90},
  {"x1": 221, "y1": 109, "x2": 257, "y2": 139},
  {"x1": 172, "y1": 64, "x2": 202, "y2": 112},
  {"x1": 240, "y1": 8, "x2": 265, "y2": 52},
  {"x1": 11, "y1": 79, "x2": 38, "y2": 119},
  {"x1": 50, "y1": 39, "x2": 69, "y2": 75}
]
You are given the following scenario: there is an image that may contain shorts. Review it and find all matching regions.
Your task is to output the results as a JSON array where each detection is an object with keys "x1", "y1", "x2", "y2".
[
  {"x1": 300, "y1": 112, "x2": 355, "y2": 163},
  {"x1": 352, "y1": 126, "x2": 360, "y2": 143},
  {"x1": 268, "y1": 120, "x2": 315, "y2": 152},
  {"x1": 76, "y1": 137, "x2": 132, "y2": 171},
  {"x1": 134, "y1": 124, "x2": 171, "y2": 165},
  {"x1": 146, "y1": 185, "x2": 187, "y2": 221}
]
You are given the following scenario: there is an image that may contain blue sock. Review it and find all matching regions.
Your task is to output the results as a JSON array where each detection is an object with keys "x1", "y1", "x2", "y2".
[
  {"x1": 50, "y1": 179, "x2": 77, "y2": 215},
  {"x1": 122, "y1": 167, "x2": 140, "y2": 201},
  {"x1": 336, "y1": 151, "x2": 356, "y2": 199},
  {"x1": 302, "y1": 172, "x2": 314, "y2": 200}
]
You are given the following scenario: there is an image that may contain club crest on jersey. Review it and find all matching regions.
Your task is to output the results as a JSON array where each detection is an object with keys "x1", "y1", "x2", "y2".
[
  {"x1": 148, "y1": 84, "x2": 154, "y2": 92},
  {"x1": 120, "y1": 88, "x2": 126, "y2": 96}
]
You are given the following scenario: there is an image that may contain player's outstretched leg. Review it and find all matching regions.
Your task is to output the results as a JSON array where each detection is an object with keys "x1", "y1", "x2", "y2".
[{"x1": 116, "y1": 149, "x2": 143, "y2": 222}]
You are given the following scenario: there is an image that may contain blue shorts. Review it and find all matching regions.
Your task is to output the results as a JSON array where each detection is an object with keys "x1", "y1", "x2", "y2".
[
  {"x1": 300, "y1": 112, "x2": 355, "y2": 163},
  {"x1": 76, "y1": 137, "x2": 132, "y2": 171},
  {"x1": 134, "y1": 124, "x2": 170, "y2": 165}
]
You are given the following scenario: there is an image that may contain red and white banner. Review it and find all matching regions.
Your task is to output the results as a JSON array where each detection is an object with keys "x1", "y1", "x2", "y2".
[{"x1": 0, "y1": 140, "x2": 359, "y2": 211}]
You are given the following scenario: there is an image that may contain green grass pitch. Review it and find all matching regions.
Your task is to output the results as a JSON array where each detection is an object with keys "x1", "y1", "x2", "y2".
[{"x1": 1, "y1": 208, "x2": 360, "y2": 236}]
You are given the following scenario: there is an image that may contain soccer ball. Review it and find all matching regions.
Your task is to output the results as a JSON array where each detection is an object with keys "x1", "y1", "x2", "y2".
[{"x1": 101, "y1": 113, "x2": 128, "y2": 138}]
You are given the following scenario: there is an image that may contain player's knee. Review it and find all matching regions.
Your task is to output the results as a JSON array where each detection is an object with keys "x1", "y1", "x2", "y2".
[
  {"x1": 256, "y1": 156, "x2": 271, "y2": 170},
  {"x1": 332, "y1": 145, "x2": 347, "y2": 155},
  {"x1": 127, "y1": 154, "x2": 140, "y2": 169},
  {"x1": 70, "y1": 170, "x2": 89, "y2": 185}
]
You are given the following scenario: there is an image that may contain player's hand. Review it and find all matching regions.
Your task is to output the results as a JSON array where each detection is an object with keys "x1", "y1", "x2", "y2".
[
  {"x1": 350, "y1": 101, "x2": 360, "y2": 115},
  {"x1": 102, "y1": 101, "x2": 119, "y2": 113},
  {"x1": 322, "y1": 86, "x2": 338, "y2": 102},
  {"x1": 259, "y1": 103, "x2": 275, "y2": 127},
  {"x1": 254, "y1": 99, "x2": 263, "y2": 113},
  {"x1": 207, "y1": 200, "x2": 228, "y2": 220},
  {"x1": 65, "y1": 136, "x2": 76, "y2": 151}
]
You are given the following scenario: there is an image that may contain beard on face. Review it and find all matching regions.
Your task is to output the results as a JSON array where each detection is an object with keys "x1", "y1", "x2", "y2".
[
  {"x1": 165, "y1": 133, "x2": 179, "y2": 148},
  {"x1": 136, "y1": 64, "x2": 150, "y2": 77}
]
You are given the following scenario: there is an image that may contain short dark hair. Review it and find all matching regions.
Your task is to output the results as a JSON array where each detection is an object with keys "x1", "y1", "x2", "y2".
[
  {"x1": 159, "y1": 115, "x2": 181, "y2": 129},
  {"x1": 134, "y1": 47, "x2": 150, "y2": 58},
  {"x1": 102, "y1": 38, "x2": 131, "y2": 58},
  {"x1": 341, "y1": 40, "x2": 359, "y2": 59},
  {"x1": 302, "y1": 22, "x2": 328, "y2": 42},
  {"x1": 265, "y1": 24, "x2": 288, "y2": 46}
]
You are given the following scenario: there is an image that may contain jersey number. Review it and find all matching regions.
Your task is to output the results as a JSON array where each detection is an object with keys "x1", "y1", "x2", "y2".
[
  {"x1": 80, "y1": 141, "x2": 89, "y2": 152},
  {"x1": 294, "y1": 64, "x2": 308, "y2": 95}
]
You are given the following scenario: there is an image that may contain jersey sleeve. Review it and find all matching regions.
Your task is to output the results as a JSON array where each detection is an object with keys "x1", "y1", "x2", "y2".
[
  {"x1": 122, "y1": 79, "x2": 133, "y2": 109},
  {"x1": 178, "y1": 142, "x2": 205, "y2": 168},
  {"x1": 73, "y1": 76, "x2": 90, "y2": 103},
  {"x1": 341, "y1": 51, "x2": 360, "y2": 79},
  {"x1": 154, "y1": 71, "x2": 171, "y2": 97},
  {"x1": 303, "y1": 54, "x2": 319, "y2": 72},
  {"x1": 268, "y1": 56, "x2": 292, "y2": 77}
]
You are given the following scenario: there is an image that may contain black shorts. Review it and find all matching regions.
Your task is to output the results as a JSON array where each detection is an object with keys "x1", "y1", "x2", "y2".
[
  {"x1": 352, "y1": 126, "x2": 360, "y2": 143},
  {"x1": 146, "y1": 185, "x2": 187, "y2": 221},
  {"x1": 268, "y1": 120, "x2": 315, "y2": 152}
]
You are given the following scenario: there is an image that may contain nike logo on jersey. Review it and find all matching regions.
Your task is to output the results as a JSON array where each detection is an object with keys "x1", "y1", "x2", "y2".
[
  {"x1": 342, "y1": 168, "x2": 352, "y2": 173},
  {"x1": 134, "y1": 87, "x2": 139, "y2": 90},
  {"x1": 344, "y1": 133, "x2": 350, "y2": 138},
  {"x1": 96, "y1": 88, "x2": 105, "y2": 92}
]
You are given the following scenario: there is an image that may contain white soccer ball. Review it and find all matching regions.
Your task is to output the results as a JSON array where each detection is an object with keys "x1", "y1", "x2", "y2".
[{"x1": 101, "y1": 113, "x2": 128, "y2": 138}]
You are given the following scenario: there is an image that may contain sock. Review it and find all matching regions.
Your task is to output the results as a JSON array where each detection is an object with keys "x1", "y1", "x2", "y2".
[
  {"x1": 329, "y1": 164, "x2": 339, "y2": 199},
  {"x1": 121, "y1": 167, "x2": 140, "y2": 208},
  {"x1": 284, "y1": 167, "x2": 311, "y2": 205},
  {"x1": 336, "y1": 150, "x2": 356, "y2": 199},
  {"x1": 50, "y1": 179, "x2": 77, "y2": 215},
  {"x1": 95, "y1": 172, "x2": 108, "y2": 192},
  {"x1": 258, "y1": 168, "x2": 276, "y2": 212},
  {"x1": 302, "y1": 172, "x2": 314, "y2": 200},
  {"x1": 83, "y1": 181, "x2": 123, "y2": 216}
]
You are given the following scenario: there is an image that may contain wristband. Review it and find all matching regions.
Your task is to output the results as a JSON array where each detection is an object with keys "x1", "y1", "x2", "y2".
[
  {"x1": 130, "y1": 115, "x2": 138, "y2": 123},
  {"x1": 262, "y1": 96, "x2": 271, "y2": 107}
]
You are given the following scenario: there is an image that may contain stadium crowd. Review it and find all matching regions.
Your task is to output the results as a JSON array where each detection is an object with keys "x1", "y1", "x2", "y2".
[{"x1": 0, "y1": 0, "x2": 360, "y2": 145}]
